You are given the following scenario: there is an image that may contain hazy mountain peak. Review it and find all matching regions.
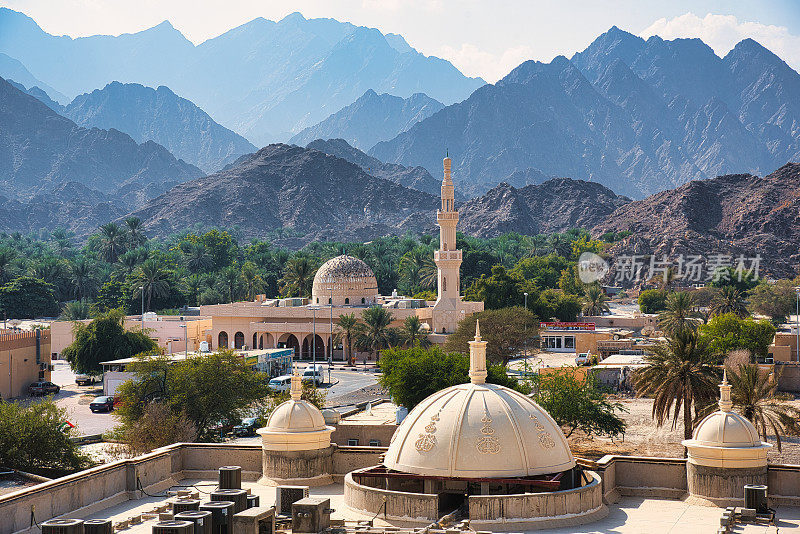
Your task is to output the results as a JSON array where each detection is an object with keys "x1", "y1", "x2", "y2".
[
  {"x1": 280, "y1": 12, "x2": 307, "y2": 24},
  {"x1": 384, "y1": 33, "x2": 413, "y2": 54}
]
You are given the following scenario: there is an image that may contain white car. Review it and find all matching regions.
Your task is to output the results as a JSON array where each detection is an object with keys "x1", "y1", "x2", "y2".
[
  {"x1": 302, "y1": 366, "x2": 324, "y2": 386},
  {"x1": 575, "y1": 352, "x2": 591, "y2": 366},
  {"x1": 268, "y1": 375, "x2": 292, "y2": 392}
]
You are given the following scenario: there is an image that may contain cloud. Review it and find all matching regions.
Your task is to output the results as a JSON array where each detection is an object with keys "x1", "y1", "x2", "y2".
[
  {"x1": 437, "y1": 43, "x2": 535, "y2": 83},
  {"x1": 640, "y1": 12, "x2": 800, "y2": 71}
]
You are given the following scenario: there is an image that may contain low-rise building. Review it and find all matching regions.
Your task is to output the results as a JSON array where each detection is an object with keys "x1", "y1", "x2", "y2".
[{"x1": 0, "y1": 329, "x2": 52, "y2": 399}]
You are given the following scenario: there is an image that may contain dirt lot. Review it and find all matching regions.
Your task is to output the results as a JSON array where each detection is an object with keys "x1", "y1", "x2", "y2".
[{"x1": 567, "y1": 395, "x2": 800, "y2": 464}]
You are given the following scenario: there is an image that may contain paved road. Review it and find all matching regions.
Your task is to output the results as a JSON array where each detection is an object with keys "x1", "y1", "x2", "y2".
[{"x1": 44, "y1": 361, "x2": 380, "y2": 437}]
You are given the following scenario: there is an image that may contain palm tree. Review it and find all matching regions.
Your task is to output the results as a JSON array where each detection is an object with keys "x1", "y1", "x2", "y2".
[
  {"x1": 0, "y1": 247, "x2": 17, "y2": 283},
  {"x1": 399, "y1": 315, "x2": 431, "y2": 348},
  {"x1": 355, "y1": 306, "x2": 395, "y2": 363},
  {"x1": 398, "y1": 248, "x2": 426, "y2": 290},
  {"x1": 134, "y1": 258, "x2": 171, "y2": 312},
  {"x1": 61, "y1": 299, "x2": 97, "y2": 320},
  {"x1": 710, "y1": 286, "x2": 748, "y2": 317},
  {"x1": 240, "y1": 261, "x2": 264, "y2": 301},
  {"x1": 648, "y1": 266, "x2": 679, "y2": 290},
  {"x1": 70, "y1": 258, "x2": 98, "y2": 300},
  {"x1": 726, "y1": 363, "x2": 800, "y2": 451},
  {"x1": 523, "y1": 234, "x2": 548, "y2": 257},
  {"x1": 633, "y1": 329, "x2": 720, "y2": 441},
  {"x1": 582, "y1": 285, "x2": 610, "y2": 316},
  {"x1": 117, "y1": 249, "x2": 144, "y2": 276},
  {"x1": 184, "y1": 274, "x2": 205, "y2": 307},
  {"x1": 280, "y1": 256, "x2": 317, "y2": 297},
  {"x1": 335, "y1": 313, "x2": 360, "y2": 366},
  {"x1": 658, "y1": 291, "x2": 701, "y2": 335},
  {"x1": 548, "y1": 233, "x2": 572, "y2": 257},
  {"x1": 50, "y1": 227, "x2": 72, "y2": 256},
  {"x1": 99, "y1": 222, "x2": 126, "y2": 263},
  {"x1": 182, "y1": 242, "x2": 214, "y2": 273},
  {"x1": 220, "y1": 264, "x2": 241, "y2": 303},
  {"x1": 125, "y1": 217, "x2": 146, "y2": 248}
]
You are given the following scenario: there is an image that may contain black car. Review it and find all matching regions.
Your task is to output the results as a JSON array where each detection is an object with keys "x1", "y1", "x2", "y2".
[
  {"x1": 89, "y1": 396, "x2": 115, "y2": 413},
  {"x1": 28, "y1": 381, "x2": 60, "y2": 396}
]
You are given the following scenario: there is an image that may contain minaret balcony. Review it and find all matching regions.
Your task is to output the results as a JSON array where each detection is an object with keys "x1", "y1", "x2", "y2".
[
  {"x1": 436, "y1": 210, "x2": 459, "y2": 221},
  {"x1": 434, "y1": 250, "x2": 462, "y2": 262}
]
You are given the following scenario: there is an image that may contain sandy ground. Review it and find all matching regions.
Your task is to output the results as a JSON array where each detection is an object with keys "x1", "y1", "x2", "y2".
[{"x1": 568, "y1": 395, "x2": 800, "y2": 464}]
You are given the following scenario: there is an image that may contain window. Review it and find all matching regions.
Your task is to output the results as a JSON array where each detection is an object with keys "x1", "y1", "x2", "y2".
[
  {"x1": 443, "y1": 277, "x2": 447, "y2": 292},
  {"x1": 369, "y1": 439, "x2": 381, "y2": 447},
  {"x1": 328, "y1": 298, "x2": 332, "y2": 304},
  {"x1": 316, "y1": 298, "x2": 319, "y2": 303},
  {"x1": 564, "y1": 336, "x2": 575, "y2": 349},
  {"x1": 348, "y1": 439, "x2": 359, "y2": 446},
  {"x1": 345, "y1": 298, "x2": 350, "y2": 304},
  {"x1": 360, "y1": 298, "x2": 364, "y2": 304}
]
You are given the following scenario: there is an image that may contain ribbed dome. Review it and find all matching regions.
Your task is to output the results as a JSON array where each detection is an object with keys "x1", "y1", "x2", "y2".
[
  {"x1": 312, "y1": 255, "x2": 378, "y2": 306},
  {"x1": 266, "y1": 399, "x2": 327, "y2": 433},
  {"x1": 384, "y1": 382, "x2": 575, "y2": 478},
  {"x1": 691, "y1": 411, "x2": 761, "y2": 447}
]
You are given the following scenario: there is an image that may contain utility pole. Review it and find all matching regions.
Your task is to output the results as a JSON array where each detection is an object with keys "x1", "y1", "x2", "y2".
[
  {"x1": 524, "y1": 292, "x2": 529, "y2": 359},
  {"x1": 139, "y1": 286, "x2": 145, "y2": 331},
  {"x1": 310, "y1": 306, "x2": 318, "y2": 366},
  {"x1": 329, "y1": 287, "x2": 333, "y2": 365}
]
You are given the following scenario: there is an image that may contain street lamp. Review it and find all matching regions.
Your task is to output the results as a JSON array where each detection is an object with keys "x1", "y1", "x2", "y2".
[
  {"x1": 795, "y1": 287, "x2": 800, "y2": 362},
  {"x1": 524, "y1": 292, "x2": 529, "y2": 358},
  {"x1": 329, "y1": 287, "x2": 334, "y2": 366},
  {"x1": 139, "y1": 286, "x2": 144, "y2": 331},
  {"x1": 310, "y1": 306, "x2": 319, "y2": 367}
]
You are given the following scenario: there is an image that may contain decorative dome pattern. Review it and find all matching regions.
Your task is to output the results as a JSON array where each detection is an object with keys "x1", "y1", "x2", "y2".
[
  {"x1": 691, "y1": 411, "x2": 761, "y2": 448},
  {"x1": 384, "y1": 323, "x2": 575, "y2": 478},
  {"x1": 312, "y1": 255, "x2": 378, "y2": 306},
  {"x1": 266, "y1": 400, "x2": 327, "y2": 433}
]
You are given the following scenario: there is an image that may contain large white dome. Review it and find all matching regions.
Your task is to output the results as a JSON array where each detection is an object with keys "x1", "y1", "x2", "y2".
[
  {"x1": 384, "y1": 322, "x2": 575, "y2": 478},
  {"x1": 312, "y1": 255, "x2": 378, "y2": 306}
]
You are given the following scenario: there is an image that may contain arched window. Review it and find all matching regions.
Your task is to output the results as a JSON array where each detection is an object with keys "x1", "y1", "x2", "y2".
[
  {"x1": 360, "y1": 298, "x2": 365, "y2": 304},
  {"x1": 345, "y1": 298, "x2": 350, "y2": 304},
  {"x1": 316, "y1": 297, "x2": 319, "y2": 303},
  {"x1": 218, "y1": 331, "x2": 228, "y2": 349},
  {"x1": 443, "y1": 277, "x2": 447, "y2": 292},
  {"x1": 328, "y1": 297, "x2": 332, "y2": 304},
  {"x1": 234, "y1": 331, "x2": 245, "y2": 349}
]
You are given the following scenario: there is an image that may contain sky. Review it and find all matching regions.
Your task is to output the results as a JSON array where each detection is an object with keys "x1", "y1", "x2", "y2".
[{"x1": 2, "y1": 0, "x2": 800, "y2": 82}]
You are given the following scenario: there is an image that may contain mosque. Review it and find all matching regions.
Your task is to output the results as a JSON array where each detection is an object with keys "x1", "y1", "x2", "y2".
[{"x1": 197, "y1": 156, "x2": 483, "y2": 360}]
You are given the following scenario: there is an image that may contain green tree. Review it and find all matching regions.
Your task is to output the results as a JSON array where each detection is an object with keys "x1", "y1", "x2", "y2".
[
  {"x1": 511, "y1": 253, "x2": 570, "y2": 290},
  {"x1": 658, "y1": 291, "x2": 701, "y2": 335},
  {"x1": 198, "y1": 229, "x2": 237, "y2": 268},
  {"x1": 62, "y1": 310, "x2": 158, "y2": 375},
  {"x1": 464, "y1": 265, "x2": 535, "y2": 310},
  {"x1": 241, "y1": 261, "x2": 264, "y2": 301},
  {"x1": 335, "y1": 313, "x2": 359, "y2": 366},
  {"x1": 0, "y1": 247, "x2": 18, "y2": 283},
  {"x1": 709, "y1": 266, "x2": 759, "y2": 293},
  {"x1": 399, "y1": 315, "x2": 431, "y2": 348},
  {"x1": 638, "y1": 288, "x2": 668, "y2": 314},
  {"x1": 99, "y1": 222, "x2": 127, "y2": 263},
  {"x1": 280, "y1": 256, "x2": 318, "y2": 297},
  {"x1": 181, "y1": 242, "x2": 214, "y2": 273},
  {"x1": 725, "y1": 363, "x2": 800, "y2": 451},
  {"x1": 355, "y1": 306, "x2": 395, "y2": 361},
  {"x1": 444, "y1": 307, "x2": 537, "y2": 365},
  {"x1": 379, "y1": 346, "x2": 524, "y2": 409},
  {"x1": 633, "y1": 329, "x2": 720, "y2": 441},
  {"x1": 0, "y1": 399, "x2": 90, "y2": 475},
  {"x1": 0, "y1": 276, "x2": 58, "y2": 318},
  {"x1": 134, "y1": 258, "x2": 171, "y2": 312},
  {"x1": 582, "y1": 284, "x2": 610, "y2": 316},
  {"x1": 710, "y1": 286, "x2": 748, "y2": 317},
  {"x1": 532, "y1": 288, "x2": 581, "y2": 322},
  {"x1": 531, "y1": 368, "x2": 626, "y2": 438},
  {"x1": 748, "y1": 280, "x2": 796, "y2": 322},
  {"x1": 699, "y1": 313, "x2": 776, "y2": 359},
  {"x1": 115, "y1": 350, "x2": 270, "y2": 440},
  {"x1": 70, "y1": 257, "x2": 98, "y2": 300},
  {"x1": 124, "y1": 217, "x2": 146, "y2": 248},
  {"x1": 61, "y1": 299, "x2": 97, "y2": 320},
  {"x1": 121, "y1": 401, "x2": 196, "y2": 455}
]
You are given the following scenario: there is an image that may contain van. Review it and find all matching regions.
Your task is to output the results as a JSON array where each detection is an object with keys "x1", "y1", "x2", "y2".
[
  {"x1": 268, "y1": 375, "x2": 292, "y2": 392},
  {"x1": 302, "y1": 366, "x2": 324, "y2": 386}
]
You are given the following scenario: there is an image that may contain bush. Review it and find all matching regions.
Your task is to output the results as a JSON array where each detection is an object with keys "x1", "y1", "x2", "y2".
[
  {"x1": 0, "y1": 399, "x2": 90, "y2": 475},
  {"x1": 122, "y1": 402, "x2": 196, "y2": 456},
  {"x1": 638, "y1": 289, "x2": 668, "y2": 314}
]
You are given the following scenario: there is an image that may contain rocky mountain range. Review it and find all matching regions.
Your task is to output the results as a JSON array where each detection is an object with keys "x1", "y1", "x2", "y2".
[
  {"x1": 126, "y1": 144, "x2": 440, "y2": 244},
  {"x1": 0, "y1": 51, "x2": 67, "y2": 104},
  {"x1": 0, "y1": 8, "x2": 483, "y2": 144},
  {"x1": 63, "y1": 82, "x2": 257, "y2": 172},
  {"x1": 370, "y1": 27, "x2": 800, "y2": 199},
  {"x1": 459, "y1": 179, "x2": 630, "y2": 237},
  {"x1": 593, "y1": 163, "x2": 800, "y2": 277},
  {"x1": 290, "y1": 90, "x2": 444, "y2": 150},
  {"x1": 305, "y1": 138, "x2": 443, "y2": 198},
  {"x1": 0, "y1": 76, "x2": 203, "y2": 203}
]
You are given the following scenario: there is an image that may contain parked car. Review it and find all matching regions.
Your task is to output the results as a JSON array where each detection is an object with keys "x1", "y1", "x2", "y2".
[
  {"x1": 75, "y1": 374, "x2": 100, "y2": 386},
  {"x1": 28, "y1": 381, "x2": 60, "y2": 396},
  {"x1": 208, "y1": 419, "x2": 236, "y2": 438},
  {"x1": 575, "y1": 352, "x2": 591, "y2": 366},
  {"x1": 89, "y1": 396, "x2": 115, "y2": 413},
  {"x1": 233, "y1": 417, "x2": 259, "y2": 437},
  {"x1": 268, "y1": 375, "x2": 292, "y2": 392}
]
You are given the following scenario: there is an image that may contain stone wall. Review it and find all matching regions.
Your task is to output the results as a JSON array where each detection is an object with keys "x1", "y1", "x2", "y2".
[
  {"x1": 344, "y1": 471, "x2": 439, "y2": 522},
  {"x1": 686, "y1": 463, "x2": 767, "y2": 506},
  {"x1": 331, "y1": 423, "x2": 397, "y2": 447},
  {"x1": 586, "y1": 456, "x2": 688, "y2": 502}
]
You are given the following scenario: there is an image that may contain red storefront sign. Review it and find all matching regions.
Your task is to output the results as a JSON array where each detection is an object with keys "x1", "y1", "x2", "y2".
[{"x1": 539, "y1": 321, "x2": 596, "y2": 331}]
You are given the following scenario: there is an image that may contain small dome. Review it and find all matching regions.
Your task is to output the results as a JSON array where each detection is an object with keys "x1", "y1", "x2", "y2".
[
  {"x1": 257, "y1": 372, "x2": 333, "y2": 451},
  {"x1": 312, "y1": 255, "x2": 378, "y2": 306},
  {"x1": 691, "y1": 411, "x2": 761, "y2": 448}
]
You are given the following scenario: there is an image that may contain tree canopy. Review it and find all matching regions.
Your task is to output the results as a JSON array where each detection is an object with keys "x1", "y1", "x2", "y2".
[
  {"x1": 444, "y1": 307, "x2": 538, "y2": 364},
  {"x1": 699, "y1": 313, "x2": 777, "y2": 359},
  {"x1": 62, "y1": 310, "x2": 158, "y2": 375}
]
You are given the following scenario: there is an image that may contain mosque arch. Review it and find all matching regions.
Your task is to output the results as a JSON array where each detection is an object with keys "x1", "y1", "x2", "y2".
[
  {"x1": 218, "y1": 331, "x2": 229, "y2": 349},
  {"x1": 234, "y1": 331, "x2": 245, "y2": 349}
]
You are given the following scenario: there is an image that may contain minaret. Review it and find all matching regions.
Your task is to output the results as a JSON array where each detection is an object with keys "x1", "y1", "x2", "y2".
[
  {"x1": 468, "y1": 320, "x2": 487, "y2": 384},
  {"x1": 432, "y1": 154, "x2": 463, "y2": 333},
  {"x1": 718, "y1": 370, "x2": 732, "y2": 412}
]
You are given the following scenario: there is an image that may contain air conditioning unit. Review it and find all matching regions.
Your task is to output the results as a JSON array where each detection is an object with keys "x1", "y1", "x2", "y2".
[
  {"x1": 40, "y1": 518, "x2": 84, "y2": 533},
  {"x1": 276, "y1": 485, "x2": 309, "y2": 516}
]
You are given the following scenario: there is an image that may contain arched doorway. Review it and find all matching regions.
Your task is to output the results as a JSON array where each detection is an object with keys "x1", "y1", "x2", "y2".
[
  {"x1": 302, "y1": 334, "x2": 325, "y2": 361},
  {"x1": 218, "y1": 331, "x2": 228, "y2": 349},
  {"x1": 260, "y1": 333, "x2": 275, "y2": 349},
  {"x1": 234, "y1": 331, "x2": 245, "y2": 349},
  {"x1": 278, "y1": 333, "x2": 300, "y2": 358},
  {"x1": 253, "y1": 333, "x2": 258, "y2": 350}
]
